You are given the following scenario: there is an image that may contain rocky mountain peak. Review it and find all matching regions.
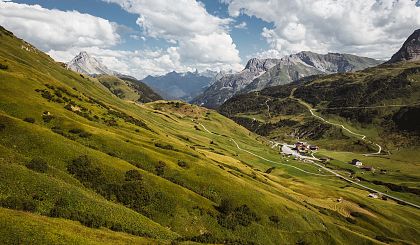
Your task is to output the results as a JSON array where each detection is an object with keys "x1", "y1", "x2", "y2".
[
  {"x1": 387, "y1": 29, "x2": 420, "y2": 64},
  {"x1": 244, "y1": 58, "x2": 279, "y2": 73},
  {"x1": 67, "y1": 51, "x2": 115, "y2": 76}
]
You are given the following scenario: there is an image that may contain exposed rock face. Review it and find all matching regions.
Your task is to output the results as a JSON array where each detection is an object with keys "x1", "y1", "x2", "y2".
[
  {"x1": 193, "y1": 52, "x2": 380, "y2": 108},
  {"x1": 387, "y1": 29, "x2": 420, "y2": 64},
  {"x1": 191, "y1": 58, "x2": 279, "y2": 108},
  {"x1": 67, "y1": 51, "x2": 115, "y2": 76}
]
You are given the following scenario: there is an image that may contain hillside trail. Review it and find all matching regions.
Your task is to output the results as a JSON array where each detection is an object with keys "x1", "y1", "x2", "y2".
[{"x1": 288, "y1": 87, "x2": 383, "y2": 156}]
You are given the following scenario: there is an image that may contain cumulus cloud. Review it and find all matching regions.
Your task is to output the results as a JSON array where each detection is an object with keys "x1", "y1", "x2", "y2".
[
  {"x1": 0, "y1": 1, "x2": 242, "y2": 79},
  {"x1": 223, "y1": 0, "x2": 420, "y2": 59},
  {"x1": 0, "y1": 2, "x2": 120, "y2": 51},
  {"x1": 103, "y1": 0, "x2": 242, "y2": 68}
]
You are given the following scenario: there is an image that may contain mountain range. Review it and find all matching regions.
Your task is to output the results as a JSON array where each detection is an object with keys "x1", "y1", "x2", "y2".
[
  {"x1": 219, "y1": 29, "x2": 420, "y2": 152},
  {"x1": 142, "y1": 70, "x2": 220, "y2": 101},
  {"x1": 192, "y1": 52, "x2": 381, "y2": 108}
]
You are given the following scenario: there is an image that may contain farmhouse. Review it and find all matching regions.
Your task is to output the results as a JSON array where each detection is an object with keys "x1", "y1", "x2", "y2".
[{"x1": 350, "y1": 159, "x2": 363, "y2": 167}]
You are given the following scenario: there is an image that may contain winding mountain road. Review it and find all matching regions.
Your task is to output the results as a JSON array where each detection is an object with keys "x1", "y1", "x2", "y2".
[
  {"x1": 289, "y1": 88, "x2": 383, "y2": 156},
  {"x1": 199, "y1": 123, "x2": 420, "y2": 209},
  {"x1": 199, "y1": 123, "x2": 332, "y2": 177}
]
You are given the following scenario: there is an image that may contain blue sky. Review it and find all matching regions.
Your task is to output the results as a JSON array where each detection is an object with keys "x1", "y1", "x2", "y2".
[
  {"x1": 1, "y1": 0, "x2": 419, "y2": 79},
  {"x1": 10, "y1": 0, "x2": 272, "y2": 60}
]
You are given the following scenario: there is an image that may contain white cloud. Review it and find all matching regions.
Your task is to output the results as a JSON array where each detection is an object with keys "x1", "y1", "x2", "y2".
[
  {"x1": 0, "y1": 2, "x2": 120, "y2": 51},
  {"x1": 234, "y1": 21, "x2": 247, "y2": 29},
  {"x1": 103, "y1": 0, "x2": 242, "y2": 68},
  {"x1": 223, "y1": 0, "x2": 420, "y2": 59},
  {"x1": 0, "y1": 1, "x2": 242, "y2": 79}
]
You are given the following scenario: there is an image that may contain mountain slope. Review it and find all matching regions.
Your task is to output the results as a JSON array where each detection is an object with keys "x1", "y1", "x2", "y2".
[
  {"x1": 1, "y1": 26, "x2": 420, "y2": 244},
  {"x1": 193, "y1": 53, "x2": 380, "y2": 108},
  {"x1": 96, "y1": 75, "x2": 162, "y2": 103},
  {"x1": 67, "y1": 52, "x2": 162, "y2": 103},
  {"x1": 142, "y1": 70, "x2": 216, "y2": 101},
  {"x1": 191, "y1": 58, "x2": 280, "y2": 108},
  {"x1": 387, "y1": 29, "x2": 420, "y2": 63},
  {"x1": 244, "y1": 52, "x2": 381, "y2": 93}
]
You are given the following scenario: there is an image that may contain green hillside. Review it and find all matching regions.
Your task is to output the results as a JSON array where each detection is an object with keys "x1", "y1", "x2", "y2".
[
  {"x1": 1, "y1": 26, "x2": 420, "y2": 244},
  {"x1": 96, "y1": 75, "x2": 162, "y2": 103}
]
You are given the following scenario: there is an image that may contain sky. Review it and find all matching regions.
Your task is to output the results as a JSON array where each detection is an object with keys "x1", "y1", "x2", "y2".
[{"x1": 0, "y1": 0, "x2": 419, "y2": 79}]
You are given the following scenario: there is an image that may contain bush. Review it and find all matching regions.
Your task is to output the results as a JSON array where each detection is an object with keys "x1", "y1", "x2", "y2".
[
  {"x1": 69, "y1": 128, "x2": 84, "y2": 134},
  {"x1": 69, "y1": 128, "x2": 91, "y2": 138},
  {"x1": 216, "y1": 199, "x2": 259, "y2": 229},
  {"x1": 269, "y1": 215, "x2": 280, "y2": 224},
  {"x1": 0, "y1": 63, "x2": 8, "y2": 70},
  {"x1": 26, "y1": 158, "x2": 48, "y2": 173},
  {"x1": 42, "y1": 115, "x2": 55, "y2": 123},
  {"x1": 155, "y1": 143, "x2": 175, "y2": 151},
  {"x1": 23, "y1": 117, "x2": 35, "y2": 123},
  {"x1": 125, "y1": 169, "x2": 143, "y2": 181},
  {"x1": 177, "y1": 160, "x2": 188, "y2": 168},
  {"x1": 0, "y1": 196, "x2": 36, "y2": 212},
  {"x1": 155, "y1": 161, "x2": 166, "y2": 176},
  {"x1": 67, "y1": 155, "x2": 105, "y2": 189}
]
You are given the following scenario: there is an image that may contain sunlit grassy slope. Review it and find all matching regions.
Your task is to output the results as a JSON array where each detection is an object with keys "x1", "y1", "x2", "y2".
[{"x1": 0, "y1": 26, "x2": 419, "y2": 244}]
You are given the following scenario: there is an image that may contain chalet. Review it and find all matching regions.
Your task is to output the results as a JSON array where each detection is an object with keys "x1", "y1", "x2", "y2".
[
  {"x1": 368, "y1": 193, "x2": 378, "y2": 198},
  {"x1": 296, "y1": 145, "x2": 307, "y2": 152},
  {"x1": 350, "y1": 159, "x2": 363, "y2": 167}
]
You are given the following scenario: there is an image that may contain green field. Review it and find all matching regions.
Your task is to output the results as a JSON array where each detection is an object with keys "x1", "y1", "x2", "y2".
[{"x1": 0, "y1": 26, "x2": 419, "y2": 244}]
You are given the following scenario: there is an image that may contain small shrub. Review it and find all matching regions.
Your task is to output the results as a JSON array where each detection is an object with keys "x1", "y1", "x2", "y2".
[
  {"x1": 69, "y1": 128, "x2": 83, "y2": 134},
  {"x1": 42, "y1": 115, "x2": 55, "y2": 123},
  {"x1": 155, "y1": 143, "x2": 175, "y2": 151},
  {"x1": 0, "y1": 63, "x2": 8, "y2": 70},
  {"x1": 156, "y1": 161, "x2": 166, "y2": 176},
  {"x1": 51, "y1": 126, "x2": 64, "y2": 135},
  {"x1": 269, "y1": 215, "x2": 280, "y2": 224},
  {"x1": 69, "y1": 128, "x2": 91, "y2": 138},
  {"x1": 26, "y1": 158, "x2": 48, "y2": 173},
  {"x1": 135, "y1": 129, "x2": 140, "y2": 132},
  {"x1": 0, "y1": 123, "x2": 5, "y2": 131},
  {"x1": 216, "y1": 199, "x2": 259, "y2": 229},
  {"x1": 23, "y1": 117, "x2": 35, "y2": 123},
  {"x1": 177, "y1": 160, "x2": 188, "y2": 168},
  {"x1": 79, "y1": 131, "x2": 92, "y2": 138},
  {"x1": 0, "y1": 196, "x2": 36, "y2": 212},
  {"x1": 125, "y1": 169, "x2": 143, "y2": 181}
]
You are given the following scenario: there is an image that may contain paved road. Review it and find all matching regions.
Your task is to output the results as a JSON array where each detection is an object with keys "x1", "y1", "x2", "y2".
[
  {"x1": 199, "y1": 123, "x2": 332, "y2": 176},
  {"x1": 289, "y1": 88, "x2": 383, "y2": 156},
  {"x1": 200, "y1": 123, "x2": 420, "y2": 209}
]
